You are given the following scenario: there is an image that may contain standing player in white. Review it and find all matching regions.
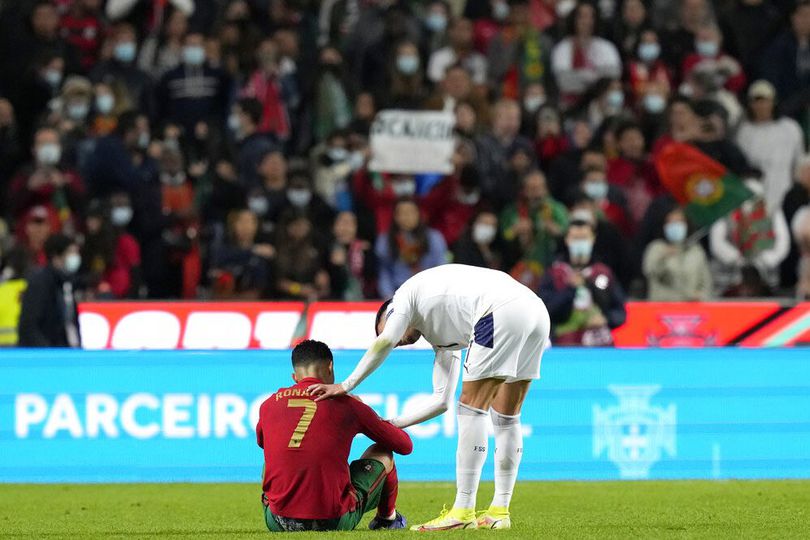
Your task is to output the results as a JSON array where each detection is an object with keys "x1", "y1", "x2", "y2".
[{"x1": 308, "y1": 264, "x2": 550, "y2": 530}]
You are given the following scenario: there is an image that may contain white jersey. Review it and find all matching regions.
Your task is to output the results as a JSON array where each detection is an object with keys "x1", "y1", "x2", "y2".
[
  {"x1": 340, "y1": 265, "x2": 549, "y2": 429},
  {"x1": 389, "y1": 265, "x2": 535, "y2": 350}
]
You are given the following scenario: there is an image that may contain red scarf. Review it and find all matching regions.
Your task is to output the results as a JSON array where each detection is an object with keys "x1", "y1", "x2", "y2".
[{"x1": 242, "y1": 70, "x2": 291, "y2": 139}]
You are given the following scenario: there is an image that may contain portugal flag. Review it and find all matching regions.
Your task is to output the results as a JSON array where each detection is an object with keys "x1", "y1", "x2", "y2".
[{"x1": 654, "y1": 142, "x2": 753, "y2": 229}]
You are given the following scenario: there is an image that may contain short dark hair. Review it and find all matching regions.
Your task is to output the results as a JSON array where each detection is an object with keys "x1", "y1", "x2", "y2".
[
  {"x1": 236, "y1": 97, "x2": 263, "y2": 126},
  {"x1": 44, "y1": 234, "x2": 74, "y2": 261},
  {"x1": 291, "y1": 340, "x2": 333, "y2": 368},
  {"x1": 375, "y1": 299, "x2": 393, "y2": 336}
]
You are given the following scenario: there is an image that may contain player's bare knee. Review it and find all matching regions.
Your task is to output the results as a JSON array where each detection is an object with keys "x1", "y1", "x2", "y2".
[
  {"x1": 460, "y1": 379, "x2": 503, "y2": 410},
  {"x1": 361, "y1": 444, "x2": 394, "y2": 473}
]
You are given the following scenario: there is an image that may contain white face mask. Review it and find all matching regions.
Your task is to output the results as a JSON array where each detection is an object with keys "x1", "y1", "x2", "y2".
[
  {"x1": 37, "y1": 143, "x2": 62, "y2": 166},
  {"x1": 664, "y1": 221, "x2": 688, "y2": 243},
  {"x1": 392, "y1": 180, "x2": 417, "y2": 197},
  {"x1": 137, "y1": 132, "x2": 150, "y2": 149},
  {"x1": 327, "y1": 147, "x2": 349, "y2": 162},
  {"x1": 524, "y1": 95, "x2": 545, "y2": 113},
  {"x1": 161, "y1": 172, "x2": 186, "y2": 186},
  {"x1": 643, "y1": 93, "x2": 667, "y2": 114},
  {"x1": 493, "y1": 0, "x2": 510, "y2": 20},
  {"x1": 472, "y1": 223, "x2": 497, "y2": 244},
  {"x1": 67, "y1": 102, "x2": 90, "y2": 120},
  {"x1": 425, "y1": 12, "x2": 447, "y2": 32},
  {"x1": 183, "y1": 45, "x2": 206, "y2": 66},
  {"x1": 96, "y1": 94, "x2": 115, "y2": 114},
  {"x1": 583, "y1": 180, "x2": 608, "y2": 201},
  {"x1": 287, "y1": 189, "x2": 312, "y2": 207},
  {"x1": 64, "y1": 252, "x2": 82, "y2": 274},
  {"x1": 695, "y1": 40, "x2": 718, "y2": 58},
  {"x1": 606, "y1": 89, "x2": 624, "y2": 109},
  {"x1": 248, "y1": 196, "x2": 269, "y2": 216},
  {"x1": 638, "y1": 42, "x2": 661, "y2": 63},
  {"x1": 396, "y1": 55, "x2": 420, "y2": 75},
  {"x1": 110, "y1": 206, "x2": 133, "y2": 227},
  {"x1": 568, "y1": 239, "x2": 594, "y2": 263},
  {"x1": 43, "y1": 69, "x2": 63, "y2": 88},
  {"x1": 458, "y1": 190, "x2": 481, "y2": 205}
]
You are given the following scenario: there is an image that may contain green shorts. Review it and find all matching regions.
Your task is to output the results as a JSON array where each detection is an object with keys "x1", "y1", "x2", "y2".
[{"x1": 263, "y1": 458, "x2": 387, "y2": 532}]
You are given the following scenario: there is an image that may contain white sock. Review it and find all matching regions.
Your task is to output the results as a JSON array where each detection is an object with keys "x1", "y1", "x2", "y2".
[
  {"x1": 490, "y1": 409, "x2": 522, "y2": 510},
  {"x1": 453, "y1": 402, "x2": 489, "y2": 511}
]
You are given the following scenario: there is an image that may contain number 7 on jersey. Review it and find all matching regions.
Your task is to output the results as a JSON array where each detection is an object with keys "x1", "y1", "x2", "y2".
[{"x1": 287, "y1": 399, "x2": 318, "y2": 448}]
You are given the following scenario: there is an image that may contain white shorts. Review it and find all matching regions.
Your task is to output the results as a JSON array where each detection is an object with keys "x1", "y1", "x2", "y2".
[{"x1": 463, "y1": 293, "x2": 550, "y2": 383}]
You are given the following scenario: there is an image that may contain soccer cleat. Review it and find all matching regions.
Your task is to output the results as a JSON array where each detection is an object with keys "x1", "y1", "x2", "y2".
[
  {"x1": 411, "y1": 506, "x2": 477, "y2": 531},
  {"x1": 476, "y1": 506, "x2": 511, "y2": 529},
  {"x1": 368, "y1": 511, "x2": 407, "y2": 530}
]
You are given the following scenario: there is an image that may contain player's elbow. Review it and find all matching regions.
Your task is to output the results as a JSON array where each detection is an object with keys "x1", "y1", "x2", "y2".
[{"x1": 397, "y1": 435, "x2": 414, "y2": 455}]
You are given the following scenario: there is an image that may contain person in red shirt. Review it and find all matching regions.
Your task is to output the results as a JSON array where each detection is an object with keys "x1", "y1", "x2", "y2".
[{"x1": 256, "y1": 340, "x2": 412, "y2": 532}]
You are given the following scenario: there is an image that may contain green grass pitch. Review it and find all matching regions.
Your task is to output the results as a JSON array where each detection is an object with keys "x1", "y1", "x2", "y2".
[{"x1": 1, "y1": 480, "x2": 809, "y2": 539}]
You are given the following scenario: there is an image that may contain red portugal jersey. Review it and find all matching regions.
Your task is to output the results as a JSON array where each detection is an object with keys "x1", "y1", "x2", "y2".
[{"x1": 256, "y1": 377, "x2": 412, "y2": 519}]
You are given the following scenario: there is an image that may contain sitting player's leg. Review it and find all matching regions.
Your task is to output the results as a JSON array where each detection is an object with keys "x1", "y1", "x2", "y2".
[{"x1": 340, "y1": 444, "x2": 406, "y2": 531}]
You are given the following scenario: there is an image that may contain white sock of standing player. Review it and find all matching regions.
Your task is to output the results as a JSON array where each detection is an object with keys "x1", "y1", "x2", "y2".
[
  {"x1": 453, "y1": 402, "x2": 489, "y2": 511},
  {"x1": 489, "y1": 409, "x2": 523, "y2": 510}
]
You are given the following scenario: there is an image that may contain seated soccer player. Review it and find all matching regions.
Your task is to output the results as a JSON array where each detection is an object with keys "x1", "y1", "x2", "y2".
[{"x1": 256, "y1": 340, "x2": 412, "y2": 532}]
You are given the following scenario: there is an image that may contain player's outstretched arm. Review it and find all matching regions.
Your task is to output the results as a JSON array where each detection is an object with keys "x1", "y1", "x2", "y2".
[
  {"x1": 308, "y1": 312, "x2": 409, "y2": 401},
  {"x1": 351, "y1": 398, "x2": 413, "y2": 456},
  {"x1": 389, "y1": 350, "x2": 461, "y2": 428}
]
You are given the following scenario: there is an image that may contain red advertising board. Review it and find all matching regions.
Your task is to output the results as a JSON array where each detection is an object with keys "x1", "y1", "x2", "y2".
[{"x1": 78, "y1": 301, "x2": 810, "y2": 349}]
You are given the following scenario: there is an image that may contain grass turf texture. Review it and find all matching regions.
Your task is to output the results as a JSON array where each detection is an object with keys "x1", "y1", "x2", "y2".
[{"x1": 1, "y1": 481, "x2": 808, "y2": 539}]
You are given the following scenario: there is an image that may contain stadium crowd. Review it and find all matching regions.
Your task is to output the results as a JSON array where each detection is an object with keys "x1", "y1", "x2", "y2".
[{"x1": 1, "y1": 0, "x2": 810, "y2": 346}]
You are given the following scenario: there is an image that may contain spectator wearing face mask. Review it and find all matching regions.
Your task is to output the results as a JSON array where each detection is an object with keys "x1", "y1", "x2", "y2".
[
  {"x1": 577, "y1": 167, "x2": 633, "y2": 237},
  {"x1": 642, "y1": 206, "x2": 712, "y2": 301},
  {"x1": 375, "y1": 198, "x2": 447, "y2": 298},
  {"x1": 538, "y1": 219, "x2": 626, "y2": 347},
  {"x1": 626, "y1": 28, "x2": 673, "y2": 109},
  {"x1": 229, "y1": 97, "x2": 276, "y2": 189},
  {"x1": 312, "y1": 130, "x2": 356, "y2": 212},
  {"x1": 551, "y1": 2, "x2": 622, "y2": 108},
  {"x1": 17, "y1": 233, "x2": 82, "y2": 348},
  {"x1": 327, "y1": 211, "x2": 377, "y2": 300},
  {"x1": 452, "y1": 210, "x2": 504, "y2": 270},
  {"x1": 90, "y1": 83, "x2": 119, "y2": 136},
  {"x1": 81, "y1": 197, "x2": 141, "y2": 299},
  {"x1": 156, "y1": 31, "x2": 231, "y2": 134},
  {"x1": 709, "y1": 179, "x2": 791, "y2": 297},
  {"x1": 282, "y1": 173, "x2": 335, "y2": 235},
  {"x1": 421, "y1": 0, "x2": 451, "y2": 58},
  {"x1": 420, "y1": 165, "x2": 485, "y2": 247},
  {"x1": 500, "y1": 169, "x2": 568, "y2": 289},
  {"x1": 385, "y1": 40, "x2": 427, "y2": 109},
  {"x1": 681, "y1": 23, "x2": 745, "y2": 95},
  {"x1": 90, "y1": 22, "x2": 155, "y2": 119},
  {"x1": 273, "y1": 211, "x2": 330, "y2": 301},
  {"x1": 241, "y1": 37, "x2": 299, "y2": 143},
  {"x1": 9, "y1": 127, "x2": 85, "y2": 235}
]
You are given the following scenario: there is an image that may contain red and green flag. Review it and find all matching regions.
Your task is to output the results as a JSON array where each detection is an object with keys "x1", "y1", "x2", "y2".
[{"x1": 654, "y1": 142, "x2": 753, "y2": 229}]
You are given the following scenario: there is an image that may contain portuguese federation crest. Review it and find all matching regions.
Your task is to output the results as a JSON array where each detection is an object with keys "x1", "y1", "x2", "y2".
[{"x1": 593, "y1": 385, "x2": 676, "y2": 479}]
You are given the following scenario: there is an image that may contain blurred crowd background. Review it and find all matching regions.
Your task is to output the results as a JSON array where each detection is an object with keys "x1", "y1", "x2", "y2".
[{"x1": 2, "y1": 0, "x2": 810, "y2": 347}]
